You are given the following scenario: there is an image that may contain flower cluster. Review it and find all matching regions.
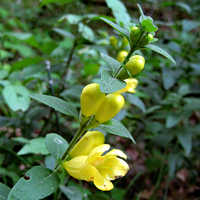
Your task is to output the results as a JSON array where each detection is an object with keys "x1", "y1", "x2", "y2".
[
  {"x1": 63, "y1": 43, "x2": 146, "y2": 191},
  {"x1": 80, "y1": 83, "x2": 125, "y2": 125},
  {"x1": 64, "y1": 131, "x2": 129, "y2": 191}
]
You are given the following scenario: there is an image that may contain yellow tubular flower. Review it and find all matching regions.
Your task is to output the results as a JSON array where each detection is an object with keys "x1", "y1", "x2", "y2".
[
  {"x1": 115, "y1": 78, "x2": 138, "y2": 94},
  {"x1": 117, "y1": 50, "x2": 128, "y2": 62},
  {"x1": 64, "y1": 144, "x2": 129, "y2": 191},
  {"x1": 95, "y1": 93, "x2": 125, "y2": 123},
  {"x1": 124, "y1": 55, "x2": 145, "y2": 76},
  {"x1": 69, "y1": 131, "x2": 105, "y2": 158},
  {"x1": 81, "y1": 83, "x2": 105, "y2": 118}
]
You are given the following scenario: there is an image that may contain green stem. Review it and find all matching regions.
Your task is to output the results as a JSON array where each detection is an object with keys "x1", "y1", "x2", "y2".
[
  {"x1": 149, "y1": 161, "x2": 165, "y2": 200},
  {"x1": 54, "y1": 122, "x2": 87, "y2": 170}
]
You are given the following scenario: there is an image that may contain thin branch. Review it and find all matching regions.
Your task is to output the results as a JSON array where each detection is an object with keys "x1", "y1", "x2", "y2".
[{"x1": 45, "y1": 60, "x2": 61, "y2": 134}]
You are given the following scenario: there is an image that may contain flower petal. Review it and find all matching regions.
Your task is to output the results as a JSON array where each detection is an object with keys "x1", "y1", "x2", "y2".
[
  {"x1": 96, "y1": 156, "x2": 129, "y2": 181},
  {"x1": 105, "y1": 149, "x2": 127, "y2": 159},
  {"x1": 87, "y1": 144, "x2": 110, "y2": 165},
  {"x1": 63, "y1": 156, "x2": 96, "y2": 181},
  {"x1": 69, "y1": 131, "x2": 105, "y2": 158},
  {"x1": 93, "y1": 170, "x2": 114, "y2": 191}
]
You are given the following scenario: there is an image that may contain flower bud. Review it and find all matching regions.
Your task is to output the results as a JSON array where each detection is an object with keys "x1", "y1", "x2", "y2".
[
  {"x1": 115, "y1": 78, "x2": 138, "y2": 94},
  {"x1": 121, "y1": 37, "x2": 129, "y2": 47},
  {"x1": 116, "y1": 55, "x2": 145, "y2": 80},
  {"x1": 124, "y1": 55, "x2": 145, "y2": 75},
  {"x1": 130, "y1": 26, "x2": 140, "y2": 44},
  {"x1": 69, "y1": 131, "x2": 105, "y2": 158},
  {"x1": 95, "y1": 93, "x2": 125, "y2": 123},
  {"x1": 109, "y1": 36, "x2": 117, "y2": 46},
  {"x1": 117, "y1": 50, "x2": 128, "y2": 62},
  {"x1": 81, "y1": 83, "x2": 105, "y2": 118},
  {"x1": 139, "y1": 33, "x2": 153, "y2": 47}
]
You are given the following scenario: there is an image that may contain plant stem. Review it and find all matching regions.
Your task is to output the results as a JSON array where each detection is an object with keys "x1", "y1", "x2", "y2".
[
  {"x1": 149, "y1": 161, "x2": 165, "y2": 200},
  {"x1": 54, "y1": 122, "x2": 87, "y2": 170},
  {"x1": 46, "y1": 60, "x2": 61, "y2": 135}
]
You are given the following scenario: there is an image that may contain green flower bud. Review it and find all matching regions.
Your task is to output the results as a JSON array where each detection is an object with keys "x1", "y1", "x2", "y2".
[
  {"x1": 139, "y1": 33, "x2": 153, "y2": 47},
  {"x1": 116, "y1": 55, "x2": 145, "y2": 80},
  {"x1": 81, "y1": 83, "x2": 105, "y2": 118},
  {"x1": 110, "y1": 36, "x2": 117, "y2": 46},
  {"x1": 130, "y1": 26, "x2": 141, "y2": 44},
  {"x1": 95, "y1": 93, "x2": 125, "y2": 123}
]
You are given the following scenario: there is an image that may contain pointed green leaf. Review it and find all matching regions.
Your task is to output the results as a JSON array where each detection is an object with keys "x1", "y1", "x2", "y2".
[
  {"x1": 99, "y1": 119, "x2": 135, "y2": 143},
  {"x1": 100, "y1": 17, "x2": 129, "y2": 41},
  {"x1": 124, "y1": 93, "x2": 146, "y2": 112},
  {"x1": 100, "y1": 70, "x2": 126, "y2": 93},
  {"x1": 45, "y1": 133, "x2": 68, "y2": 161},
  {"x1": 17, "y1": 138, "x2": 48, "y2": 155},
  {"x1": 11, "y1": 57, "x2": 43, "y2": 72},
  {"x1": 145, "y1": 44, "x2": 176, "y2": 65},
  {"x1": 137, "y1": 4, "x2": 145, "y2": 21},
  {"x1": 100, "y1": 52, "x2": 121, "y2": 72},
  {"x1": 177, "y1": 131, "x2": 192, "y2": 156},
  {"x1": 59, "y1": 185, "x2": 83, "y2": 200},
  {"x1": 29, "y1": 94, "x2": 79, "y2": 121},
  {"x1": 105, "y1": 0, "x2": 131, "y2": 28},
  {"x1": 8, "y1": 166, "x2": 60, "y2": 200},
  {"x1": 2, "y1": 85, "x2": 30, "y2": 112},
  {"x1": 0, "y1": 182, "x2": 11, "y2": 200}
]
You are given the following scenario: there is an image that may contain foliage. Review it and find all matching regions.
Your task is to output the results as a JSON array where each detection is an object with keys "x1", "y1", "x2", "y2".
[{"x1": 0, "y1": 0, "x2": 199, "y2": 199}]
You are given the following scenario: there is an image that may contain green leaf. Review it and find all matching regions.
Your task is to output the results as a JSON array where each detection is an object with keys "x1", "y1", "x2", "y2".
[
  {"x1": 78, "y1": 22, "x2": 94, "y2": 42},
  {"x1": 53, "y1": 28, "x2": 75, "y2": 39},
  {"x1": 124, "y1": 93, "x2": 146, "y2": 112},
  {"x1": 100, "y1": 70, "x2": 126, "y2": 93},
  {"x1": 177, "y1": 131, "x2": 192, "y2": 156},
  {"x1": 29, "y1": 94, "x2": 79, "y2": 121},
  {"x1": 17, "y1": 138, "x2": 49, "y2": 155},
  {"x1": 100, "y1": 17, "x2": 129, "y2": 41},
  {"x1": 59, "y1": 185, "x2": 83, "y2": 200},
  {"x1": 100, "y1": 52, "x2": 121, "y2": 72},
  {"x1": 7, "y1": 166, "x2": 60, "y2": 200},
  {"x1": 41, "y1": 42, "x2": 58, "y2": 55},
  {"x1": 182, "y1": 20, "x2": 200, "y2": 32},
  {"x1": 0, "y1": 182, "x2": 11, "y2": 200},
  {"x1": 40, "y1": 0, "x2": 77, "y2": 6},
  {"x1": 99, "y1": 119, "x2": 135, "y2": 143},
  {"x1": 2, "y1": 85, "x2": 30, "y2": 112},
  {"x1": 105, "y1": 0, "x2": 131, "y2": 28},
  {"x1": 162, "y1": 67, "x2": 176, "y2": 90},
  {"x1": 11, "y1": 57, "x2": 43, "y2": 72},
  {"x1": 141, "y1": 18, "x2": 158, "y2": 32},
  {"x1": 166, "y1": 112, "x2": 185, "y2": 128},
  {"x1": 59, "y1": 14, "x2": 84, "y2": 24},
  {"x1": 45, "y1": 133, "x2": 68, "y2": 161},
  {"x1": 168, "y1": 152, "x2": 183, "y2": 179},
  {"x1": 137, "y1": 4, "x2": 145, "y2": 20},
  {"x1": 145, "y1": 44, "x2": 176, "y2": 65}
]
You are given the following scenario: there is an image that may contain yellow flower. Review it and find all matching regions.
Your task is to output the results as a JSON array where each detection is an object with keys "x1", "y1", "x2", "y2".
[
  {"x1": 81, "y1": 83, "x2": 105, "y2": 118},
  {"x1": 64, "y1": 144, "x2": 129, "y2": 191},
  {"x1": 69, "y1": 131, "x2": 105, "y2": 158},
  {"x1": 95, "y1": 93, "x2": 125, "y2": 123},
  {"x1": 117, "y1": 50, "x2": 128, "y2": 62},
  {"x1": 116, "y1": 55, "x2": 145, "y2": 80},
  {"x1": 115, "y1": 78, "x2": 138, "y2": 94}
]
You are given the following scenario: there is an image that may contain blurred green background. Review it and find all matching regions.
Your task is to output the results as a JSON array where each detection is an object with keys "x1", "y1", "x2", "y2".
[{"x1": 0, "y1": 0, "x2": 200, "y2": 199}]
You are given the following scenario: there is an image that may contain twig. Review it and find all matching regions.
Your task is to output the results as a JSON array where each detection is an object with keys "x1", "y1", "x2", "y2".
[
  {"x1": 60, "y1": 29, "x2": 80, "y2": 90},
  {"x1": 45, "y1": 61, "x2": 61, "y2": 134}
]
